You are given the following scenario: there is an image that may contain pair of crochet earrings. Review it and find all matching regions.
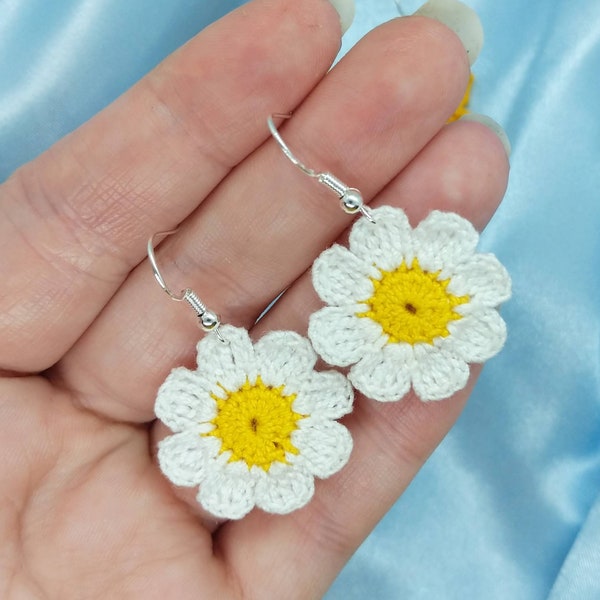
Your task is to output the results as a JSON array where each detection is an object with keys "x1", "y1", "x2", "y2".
[{"x1": 149, "y1": 115, "x2": 511, "y2": 520}]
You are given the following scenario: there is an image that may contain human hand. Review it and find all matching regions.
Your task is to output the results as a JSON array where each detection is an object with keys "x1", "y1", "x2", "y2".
[{"x1": 0, "y1": 0, "x2": 509, "y2": 597}]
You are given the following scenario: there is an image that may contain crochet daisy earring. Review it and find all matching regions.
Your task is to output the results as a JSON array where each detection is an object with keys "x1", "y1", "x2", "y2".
[
  {"x1": 147, "y1": 232, "x2": 353, "y2": 520},
  {"x1": 268, "y1": 115, "x2": 511, "y2": 403}
]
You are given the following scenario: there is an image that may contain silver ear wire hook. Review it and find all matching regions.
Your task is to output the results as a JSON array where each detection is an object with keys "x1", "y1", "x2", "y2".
[
  {"x1": 267, "y1": 114, "x2": 375, "y2": 223},
  {"x1": 147, "y1": 231, "x2": 224, "y2": 341},
  {"x1": 148, "y1": 230, "x2": 185, "y2": 301}
]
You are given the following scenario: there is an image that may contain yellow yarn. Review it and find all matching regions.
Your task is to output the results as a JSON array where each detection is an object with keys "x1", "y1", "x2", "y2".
[
  {"x1": 360, "y1": 258, "x2": 469, "y2": 345},
  {"x1": 205, "y1": 376, "x2": 304, "y2": 471},
  {"x1": 448, "y1": 73, "x2": 474, "y2": 123}
]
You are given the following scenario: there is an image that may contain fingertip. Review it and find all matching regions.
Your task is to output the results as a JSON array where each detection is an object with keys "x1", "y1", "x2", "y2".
[
  {"x1": 369, "y1": 15, "x2": 472, "y2": 115},
  {"x1": 460, "y1": 113, "x2": 511, "y2": 158},
  {"x1": 327, "y1": 0, "x2": 355, "y2": 34},
  {"x1": 413, "y1": 0, "x2": 484, "y2": 66}
]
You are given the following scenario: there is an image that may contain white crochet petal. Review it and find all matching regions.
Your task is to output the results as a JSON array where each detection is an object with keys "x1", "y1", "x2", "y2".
[
  {"x1": 445, "y1": 310, "x2": 508, "y2": 363},
  {"x1": 308, "y1": 306, "x2": 385, "y2": 367},
  {"x1": 195, "y1": 325, "x2": 257, "y2": 393},
  {"x1": 312, "y1": 244, "x2": 376, "y2": 306},
  {"x1": 412, "y1": 211, "x2": 479, "y2": 274},
  {"x1": 292, "y1": 418, "x2": 353, "y2": 478},
  {"x1": 254, "y1": 462, "x2": 314, "y2": 515},
  {"x1": 157, "y1": 431, "x2": 212, "y2": 487},
  {"x1": 411, "y1": 344, "x2": 470, "y2": 401},
  {"x1": 349, "y1": 343, "x2": 415, "y2": 402},
  {"x1": 197, "y1": 460, "x2": 257, "y2": 520},
  {"x1": 447, "y1": 253, "x2": 512, "y2": 307},
  {"x1": 349, "y1": 205, "x2": 414, "y2": 271},
  {"x1": 155, "y1": 367, "x2": 217, "y2": 432},
  {"x1": 292, "y1": 370, "x2": 353, "y2": 420},
  {"x1": 253, "y1": 330, "x2": 316, "y2": 389}
]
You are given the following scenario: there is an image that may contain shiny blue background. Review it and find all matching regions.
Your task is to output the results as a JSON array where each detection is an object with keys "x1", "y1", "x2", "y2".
[{"x1": 1, "y1": 1, "x2": 599, "y2": 598}]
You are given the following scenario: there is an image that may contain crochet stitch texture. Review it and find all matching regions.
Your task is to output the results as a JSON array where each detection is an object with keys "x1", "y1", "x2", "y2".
[
  {"x1": 155, "y1": 325, "x2": 353, "y2": 519},
  {"x1": 309, "y1": 206, "x2": 511, "y2": 402}
]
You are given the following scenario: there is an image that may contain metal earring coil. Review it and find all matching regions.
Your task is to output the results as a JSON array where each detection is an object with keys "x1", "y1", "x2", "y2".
[
  {"x1": 147, "y1": 231, "x2": 224, "y2": 340},
  {"x1": 267, "y1": 114, "x2": 375, "y2": 223}
]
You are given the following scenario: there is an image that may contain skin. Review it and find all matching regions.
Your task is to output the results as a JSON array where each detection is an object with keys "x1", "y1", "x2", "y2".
[{"x1": 0, "y1": 0, "x2": 509, "y2": 598}]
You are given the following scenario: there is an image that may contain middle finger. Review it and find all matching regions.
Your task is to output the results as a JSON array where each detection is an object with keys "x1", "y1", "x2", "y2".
[{"x1": 58, "y1": 16, "x2": 470, "y2": 422}]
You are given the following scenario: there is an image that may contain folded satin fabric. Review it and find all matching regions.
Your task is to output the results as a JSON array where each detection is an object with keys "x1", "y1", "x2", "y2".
[
  {"x1": 0, "y1": 0, "x2": 244, "y2": 177},
  {"x1": 2, "y1": 1, "x2": 599, "y2": 598},
  {"x1": 549, "y1": 494, "x2": 600, "y2": 599}
]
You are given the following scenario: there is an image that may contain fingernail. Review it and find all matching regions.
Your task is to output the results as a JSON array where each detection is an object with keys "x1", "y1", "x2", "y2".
[
  {"x1": 414, "y1": 0, "x2": 484, "y2": 66},
  {"x1": 460, "y1": 113, "x2": 511, "y2": 157},
  {"x1": 327, "y1": 0, "x2": 355, "y2": 35}
]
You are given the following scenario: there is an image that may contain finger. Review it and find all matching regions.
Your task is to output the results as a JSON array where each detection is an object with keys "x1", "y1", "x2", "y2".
[
  {"x1": 57, "y1": 16, "x2": 471, "y2": 422},
  {"x1": 0, "y1": 0, "x2": 342, "y2": 373},
  {"x1": 217, "y1": 118, "x2": 510, "y2": 598}
]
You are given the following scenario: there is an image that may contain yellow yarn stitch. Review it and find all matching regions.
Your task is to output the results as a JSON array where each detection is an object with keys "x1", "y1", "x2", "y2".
[
  {"x1": 360, "y1": 258, "x2": 469, "y2": 345},
  {"x1": 206, "y1": 376, "x2": 304, "y2": 471},
  {"x1": 448, "y1": 73, "x2": 474, "y2": 123}
]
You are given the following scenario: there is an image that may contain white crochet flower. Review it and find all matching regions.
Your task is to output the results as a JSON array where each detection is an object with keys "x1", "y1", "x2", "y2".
[
  {"x1": 155, "y1": 325, "x2": 353, "y2": 520},
  {"x1": 309, "y1": 206, "x2": 511, "y2": 402}
]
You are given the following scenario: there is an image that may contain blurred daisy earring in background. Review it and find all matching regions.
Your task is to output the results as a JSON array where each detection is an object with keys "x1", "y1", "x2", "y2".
[
  {"x1": 397, "y1": 0, "x2": 483, "y2": 122},
  {"x1": 147, "y1": 231, "x2": 353, "y2": 520},
  {"x1": 268, "y1": 114, "x2": 511, "y2": 403}
]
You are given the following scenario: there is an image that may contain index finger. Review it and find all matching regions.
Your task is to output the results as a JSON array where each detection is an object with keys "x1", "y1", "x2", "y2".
[{"x1": 0, "y1": 0, "x2": 342, "y2": 373}]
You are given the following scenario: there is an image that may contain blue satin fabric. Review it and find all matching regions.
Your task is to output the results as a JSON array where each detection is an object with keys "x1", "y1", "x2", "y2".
[
  {"x1": 0, "y1": 0, "x2": 244, "y2": 174},
  {"x1": 2, "y1": 1, "x2": 599, "y2": 598}
]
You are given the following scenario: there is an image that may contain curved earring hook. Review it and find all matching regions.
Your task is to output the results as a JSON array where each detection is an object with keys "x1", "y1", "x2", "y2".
[
  {"x1": 267, "y1": 114, "x2": 320, "y2": 179},
  {"x1": 267, "y1": 114, "x2": 375, "y2": 223},
  {"x1": 147, "y1": 230, "x2": 223, "y2": 340},
  {"x1": 148, "y1": 230, "x2": 186, "y2": 301}
]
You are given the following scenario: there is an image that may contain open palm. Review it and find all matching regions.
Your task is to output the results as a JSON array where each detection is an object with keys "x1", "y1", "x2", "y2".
[{"x1": 0, "y1": 0, "x2": 509, "y2": 597}]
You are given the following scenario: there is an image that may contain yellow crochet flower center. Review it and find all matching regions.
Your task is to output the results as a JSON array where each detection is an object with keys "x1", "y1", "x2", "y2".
[
  {"x1": 361, "y1": 258, "x2": 469, "y2": 345},
  {"x1": 206, "y1": 376, "x2": 304, "y2": 471}
]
